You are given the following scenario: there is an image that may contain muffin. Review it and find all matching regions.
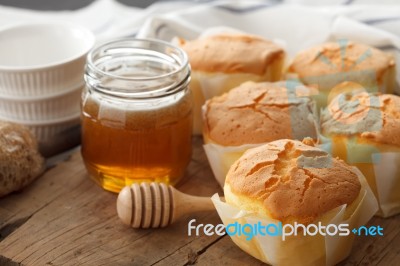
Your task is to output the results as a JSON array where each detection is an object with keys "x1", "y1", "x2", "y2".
[
  {"x1": 321, "y1": 88, "x2": 400, "y2": 217},
  {"x1": 211, "y1": 139, "x2": 378, "y2": 265},
  {"x1": 288, "y1": 41, "x2": 397, "y2": 108},
  {"x1": 203, "y1": 81, "x2": 318, "y2": 186},
  {"x1": 178, "y1": 33, "x2": 285, "y2": 134}
]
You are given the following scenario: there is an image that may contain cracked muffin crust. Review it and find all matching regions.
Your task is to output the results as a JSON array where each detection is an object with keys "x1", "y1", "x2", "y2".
[
  {"x1": 177, "y1": 33, "x2": 286, "y2": 135},
  {"x1": 287, "y1": 41, "x2": 397, "y2": 106},
  {"x1": 224, "y1": 139, "x2": 361, "y2": 224},
  {"x1": 203, "y1": 81, "x2": 318, "y2": 146},
  {"x1": 321, "y1": 91, "x2": 400, "y2": 147},
  {"x1": 289, "y1": 42, "x2": 395, "y2": 81},
  {"x1": 178, "y1": 34, "x2": 285, "y2": 75},
  {"x1": 320, "y1": 90, "x2": 400, "y2": 217}
]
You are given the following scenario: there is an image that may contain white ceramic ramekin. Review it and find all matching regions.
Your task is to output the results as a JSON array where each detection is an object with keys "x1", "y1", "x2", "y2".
[
  {"x1": 0, "y1": 83, "x2": 83, "y2": 121},
  {"x1": 0, "y1": 22, "x2": 95, "y2": 97},
  {"x1": 0, "y1": 112, "x2": 80, "y2": 140}
]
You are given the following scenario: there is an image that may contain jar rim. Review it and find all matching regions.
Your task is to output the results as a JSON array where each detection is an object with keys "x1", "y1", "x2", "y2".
[{"x1": 87, "y1": 37, "x2": 189, "y2": 82}]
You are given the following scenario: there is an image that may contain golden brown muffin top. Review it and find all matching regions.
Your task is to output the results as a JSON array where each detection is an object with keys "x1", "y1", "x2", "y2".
[
  {"x1": 178, "y1": 34, "x2": 284, "y2": 75},
  {"x1": 225, "y1": 139, "x2": 361, "y2": 224},
  {"x1": 321, "y1": 89, "x2": 400, "y2": 147},
  {"x1": 203, "y1": 81, "x2": 317, "y2": 146},
  {"x1": 288, "y1": 41, "x2": 395, "y2": 82}
]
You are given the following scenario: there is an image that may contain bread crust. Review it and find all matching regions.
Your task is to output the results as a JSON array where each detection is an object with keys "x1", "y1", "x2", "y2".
[{"x1": 0, "y1": 121, "x2": 44, "y2": 197}]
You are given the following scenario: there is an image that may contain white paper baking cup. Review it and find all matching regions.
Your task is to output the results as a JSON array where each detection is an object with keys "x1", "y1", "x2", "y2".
[
  {"x1": 211, "y1": 167, "x2": 378, "y2": 266},
  {"x1": 173, "y1": 28, "x2": 285, "y2": 135},
  {"x1": 318, "y1": 137, "x2": 400, "y2": 218},
  {"x1": 203, "y1": 94, "x2": 320, "y2": 188},
  {"x1": 191, "y1": 70, "x2": 274, "y2": 134},
  {"x1": 204, "y1": 142, "x2": 266, "y2": 187},
  {"x1": 285, "y1": 65, "x2": 398, "y2": 109},
  {"x1": 0, "y1": 22, "x2": 94, "y2": 97},
  {"x1": 0, "y1": 82, "x2": 83, "y2": 121}
]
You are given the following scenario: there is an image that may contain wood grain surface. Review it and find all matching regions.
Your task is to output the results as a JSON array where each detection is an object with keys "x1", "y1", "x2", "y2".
[{"x1": 0, "y1": 137, "x2": 399, "y2": 266}]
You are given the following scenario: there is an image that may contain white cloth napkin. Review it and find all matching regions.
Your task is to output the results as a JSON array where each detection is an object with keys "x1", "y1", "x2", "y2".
[
  {"x1": 1, "y1": 0, "x2": 400, "y2": 85},
  {"x1": 0, "y1": 0, "x2": 199, "y2": 40}
]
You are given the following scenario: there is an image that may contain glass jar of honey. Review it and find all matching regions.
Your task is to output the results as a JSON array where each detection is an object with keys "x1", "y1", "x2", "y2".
[{"x1": 82, "y1": 39, "x2": 192, "y2": 193}]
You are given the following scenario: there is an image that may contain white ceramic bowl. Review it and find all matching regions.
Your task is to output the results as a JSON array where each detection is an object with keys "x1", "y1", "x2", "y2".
[
  {"x1": 0, "y1": 22, "x2": 95, "y2": 97},
  {"x1": 0, "y1": 82, "x2": 83, "y2": 121},
  {"x1": 0, "y1": 112, "x2": 80, "y2": 140},
  {"x1": 0, "y1": 113, "x2": 81, "y2": 157}
]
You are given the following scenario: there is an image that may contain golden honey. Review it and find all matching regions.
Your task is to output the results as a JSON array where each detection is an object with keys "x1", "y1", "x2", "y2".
[{"x1": 82, "y1": 39, "x2": 192, "y2": 192}]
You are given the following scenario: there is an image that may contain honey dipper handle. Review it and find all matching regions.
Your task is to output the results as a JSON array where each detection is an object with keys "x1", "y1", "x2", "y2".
[
  {"x1": 171, "y1": 189, "x2": 215, "y2": 223},
  {"x1": 116, "y1": 182, "x2": 217, "y2": 228}
]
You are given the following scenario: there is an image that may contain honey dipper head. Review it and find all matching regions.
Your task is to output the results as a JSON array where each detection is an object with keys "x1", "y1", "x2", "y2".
[
  {"x1": 117, "y1": 186, "x2": 133, "y2": 226},
  {"x1": 117, "y1": 182, "x2": 173, "y2": 228}
]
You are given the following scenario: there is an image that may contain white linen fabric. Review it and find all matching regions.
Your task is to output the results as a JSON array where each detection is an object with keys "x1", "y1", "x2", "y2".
[
  {"x1": 0, "y1": 0, "x2": 400, "y2": 82},
  {"x1": 1, "y1": 0, "x2": 400, "y2": 81}
]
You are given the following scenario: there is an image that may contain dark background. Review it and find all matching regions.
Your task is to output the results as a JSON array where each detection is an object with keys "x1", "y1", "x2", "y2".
[{"x1": 0, "y1": 0, "x2": 163, "y2": 10}]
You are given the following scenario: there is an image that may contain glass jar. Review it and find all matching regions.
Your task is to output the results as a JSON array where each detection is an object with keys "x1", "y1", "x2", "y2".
[{"x1": 82, "y1": 38, "x2": 192, "y2": 193}]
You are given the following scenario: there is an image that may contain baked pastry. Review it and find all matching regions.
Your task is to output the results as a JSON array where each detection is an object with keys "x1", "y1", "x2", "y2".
[
  {"x1": 225, "y1": 139, "x2": 361, "y2": 223},
  {"x1": 211, "y1": 139, "x2": 377, "y2": 265},
  {"x1": 0, "y1": 120, "x2": 45, "y2": 197},
  {"x1": 288, "y1": 41, "x2": 397, "y2": 108},
  {"x1": 321, "y1": 88, "x2": 400, "y2": 217},
  {"x1": 178, "y1": 33, "x2": 285, "y2": 134},
  {"x1": 203, "y1": 81, "x2": 318, "y2": 145},
  {"x1": 203, "y1": 81, "x2": 318, "y2": 186}
]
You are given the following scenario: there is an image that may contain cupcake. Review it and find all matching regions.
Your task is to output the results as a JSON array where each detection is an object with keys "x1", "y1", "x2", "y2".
[
  {"x1": 212, "y1": 139, "x2": 378, "y2": 265},
  {"x1": 178, "y1": 33, "x2": 285, "y2": 134},
  {"x1": 203, "y1": 81, "x2": 318, "y2": 186},
  {"x1": 321, "y1": 88, "x2": 400, "y2": 217},
  {"x1": 288, "y1": 41, "x2": 397, "y2": 108}
]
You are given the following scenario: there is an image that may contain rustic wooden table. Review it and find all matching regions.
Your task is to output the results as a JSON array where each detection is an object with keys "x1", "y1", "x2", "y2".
[{"x1": 0, "y1": 137, "x2": 399, "y2": 266}]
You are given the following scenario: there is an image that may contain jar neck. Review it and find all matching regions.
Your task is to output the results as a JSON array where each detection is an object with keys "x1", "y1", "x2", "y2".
[{"x1": 85, "y1": 38, "x2": 190, "y2": 99}]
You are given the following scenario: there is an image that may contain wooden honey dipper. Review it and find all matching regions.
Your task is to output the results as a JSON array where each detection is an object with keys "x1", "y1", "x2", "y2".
[{"x1": 117, "y1": 182, "x2": 215, "y2": 228}]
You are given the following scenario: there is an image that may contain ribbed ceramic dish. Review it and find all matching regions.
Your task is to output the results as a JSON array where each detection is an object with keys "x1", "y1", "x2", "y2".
[
  {"x1": 0, "y1": 112, "x2": 81, "y2": 142},
  {"x1": 0, "y1": 22, "x2": 94, "y2": 97},
  {"x1": 0, "y1": 83, "x2": 83, "y2": 121}
]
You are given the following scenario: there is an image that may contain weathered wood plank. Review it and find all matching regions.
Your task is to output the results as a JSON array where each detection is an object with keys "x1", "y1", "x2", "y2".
[
  {"x1": 194, "y1": 216, "x2": 400, "y2": 266},
  {"x1": 0, "y1": 152, "x2": 87, "y2": 240},
  {"x1": 151, "y1": 214, "x2": 225, "y2": 266},
  {"x1": 192, "y1": 236, "x2": 265, "y2": 266},
  {"x1": 339, "y1": 216, "x2": 400, "y2": 266},
  {"x1": 0, "y1": 137, "x2": 225, "y2": 266},
  {"x1": 0, "y1": 136, "x2": 399, "y2": 265}
]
